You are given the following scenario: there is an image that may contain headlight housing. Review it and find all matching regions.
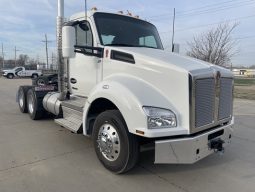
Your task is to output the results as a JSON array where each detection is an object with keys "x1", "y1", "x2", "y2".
[{"x1": 143, "y1": 106, "x2": 177, "y2": 129}]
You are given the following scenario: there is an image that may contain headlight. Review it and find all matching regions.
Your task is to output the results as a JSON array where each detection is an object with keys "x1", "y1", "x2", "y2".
[{"x1": 143, "y1": 107, "x2": 177, "y2": 129}]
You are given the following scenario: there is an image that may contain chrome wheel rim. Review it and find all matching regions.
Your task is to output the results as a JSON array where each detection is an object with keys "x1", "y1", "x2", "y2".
[
  {"x1": 97, "y1": 123, "x2": 120, "y2": 161},
  {"x1": 28, "y1": 93, "x2": 34, "y2": 114},
  {"x1": 18, "y1": 91, "x2": 24, "y2": 108},
  {"x1": 37, "y1": 79, "x2": 45, "y2": 86}
]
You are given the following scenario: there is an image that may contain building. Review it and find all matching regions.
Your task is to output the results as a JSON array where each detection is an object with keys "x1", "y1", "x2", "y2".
[{"x1": 232, "y1": 69, "x2": 255, "y2": 77}]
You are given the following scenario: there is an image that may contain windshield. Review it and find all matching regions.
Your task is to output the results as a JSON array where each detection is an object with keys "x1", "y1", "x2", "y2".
[{"x1": 94, "y1": 12, "x2": 163, "y2": 49}]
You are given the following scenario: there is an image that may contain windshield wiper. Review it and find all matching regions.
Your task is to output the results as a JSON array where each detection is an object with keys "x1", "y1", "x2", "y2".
[
  {"x1": 136, "y1": 45, "x2": 158, "y2": 49},
  {"x1": 105, "y1": 43, "x2": 135, "y2": 47}
]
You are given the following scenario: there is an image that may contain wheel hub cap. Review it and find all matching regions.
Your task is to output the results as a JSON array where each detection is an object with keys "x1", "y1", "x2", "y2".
[
  {"x1": 28, "y1": 94, "x2": 34, "y2": 114},
  {"x1": 18, "y1": 92, "x2": 24, "y2": 108},
  {"x1": 97, "y1": 124, "x2": 120, "y2": 161}
]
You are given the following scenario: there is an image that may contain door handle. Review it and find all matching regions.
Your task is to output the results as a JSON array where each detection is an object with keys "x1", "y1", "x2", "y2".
[{"x1": 70, "y1": 78, "x2": 77, "y2": 84}]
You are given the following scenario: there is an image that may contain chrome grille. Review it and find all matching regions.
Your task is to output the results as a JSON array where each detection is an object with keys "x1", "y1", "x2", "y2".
[
  {"x1": 195, "y1": 78, "x2": 215, "y2": 128},
  {"x1": 192, "y1": 75, "x2": 233, "y2": 131},
  {"x1": 219, "y1": 78, "x2": 233, "y2": 120}
]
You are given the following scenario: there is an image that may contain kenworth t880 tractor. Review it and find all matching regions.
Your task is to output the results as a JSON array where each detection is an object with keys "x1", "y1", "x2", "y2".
[{"x1": 17, "y1": 0, "x2": 234, "y2": 173}]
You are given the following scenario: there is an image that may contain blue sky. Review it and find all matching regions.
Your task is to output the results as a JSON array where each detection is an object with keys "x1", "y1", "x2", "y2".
[{"x1": 0, "y1": 0, "x2": 254, "y2": 67}]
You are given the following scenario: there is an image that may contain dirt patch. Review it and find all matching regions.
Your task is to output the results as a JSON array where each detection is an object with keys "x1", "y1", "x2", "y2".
[{"x1": 234, "y1": 85, "x2": 255, "y2": 100}]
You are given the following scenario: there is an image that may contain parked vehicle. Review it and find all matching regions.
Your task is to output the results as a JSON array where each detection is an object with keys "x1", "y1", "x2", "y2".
[
  {"x1": 3, "y1": 67, "x2": 42, "y2": 79},
  {"x1": 17, "y1": 0, "x2": 234, "y2": 173},
  {"x1": 32, "y1": 73, "x2": 58, "y2": 87}
]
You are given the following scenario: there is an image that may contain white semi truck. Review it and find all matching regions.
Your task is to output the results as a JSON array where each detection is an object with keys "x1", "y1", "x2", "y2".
[
  {"x1": 3, "y1": 66, "x2": 42, "y2": 79},
  {"x1": 17, "y1": 0, "x2": 234, "y2": 173}
]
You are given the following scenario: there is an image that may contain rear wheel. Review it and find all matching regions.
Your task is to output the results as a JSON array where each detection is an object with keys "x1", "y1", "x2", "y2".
[
  {"x1": 18, "y1": 86, "x2": 32, "y2": 113},
  {"x1": 27, "y1": 89, "x2": 45, "y2": 120},
  {"x1": 31, "y1": 74, "x2": 39, "y2": 79},
  {"x1": 36, "y1": 77, "x2": 48, "y2": 86},
  {"x1": 92, "y1": 110, "x2": 139, "y2": 174},
  {"x1": 7, "y1": 73, "x2": 14, "y2": 79}
]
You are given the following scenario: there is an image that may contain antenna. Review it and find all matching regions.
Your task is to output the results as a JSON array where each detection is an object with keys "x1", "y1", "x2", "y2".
[
  {"x1": 85, "y1": 0, "x2": 88, "y2": 19},
  {"x1": 171, "y1": 8, "x2": 176, "y2": 52}
]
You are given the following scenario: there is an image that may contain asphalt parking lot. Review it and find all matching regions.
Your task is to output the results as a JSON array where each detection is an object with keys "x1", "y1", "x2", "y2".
[{"x1": 0, "y1": 78, "x2": 255, "y2": 192}]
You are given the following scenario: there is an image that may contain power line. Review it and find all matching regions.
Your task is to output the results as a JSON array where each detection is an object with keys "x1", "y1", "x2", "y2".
[
  {"x1": 159, "y1": 14, "x2": 255, "y2": 34},
  {"x1": 176, "y1": 1, "x2": 255, "y2": 19},
  {"x1": 148, "y1": 0, "x2": 241, "y2": 19},
  {"x1": 148, "y1": 0, "x2": 255, "y2": 20},
  {"x1": 176, "y1": 0, "x2": 246, "y2": 14}
]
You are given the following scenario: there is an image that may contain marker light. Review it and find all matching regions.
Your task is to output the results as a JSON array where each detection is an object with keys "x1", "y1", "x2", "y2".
[{"x1": 91, "y1": 7, "x2": 98, "y2": 11}]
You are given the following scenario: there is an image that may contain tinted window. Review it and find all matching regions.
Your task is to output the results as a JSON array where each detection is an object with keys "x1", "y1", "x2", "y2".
[{"x1": 94, "y1": 13, "x2": 163, "y2": 49}]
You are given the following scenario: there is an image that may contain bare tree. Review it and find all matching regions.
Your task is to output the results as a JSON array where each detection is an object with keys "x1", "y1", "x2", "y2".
[
  {"x1": 249, "y1": 65, "x2": 255, "y2": 69},
  {"x1": 186, "y1": 23, "x2": 238, "y2": 67},
  {"x1": 17, "y1": 54, "x2": 29, "y2": 66}
]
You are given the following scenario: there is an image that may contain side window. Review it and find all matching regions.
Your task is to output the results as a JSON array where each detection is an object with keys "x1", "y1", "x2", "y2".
[
  {"x1": 139, "y1": 36, "x2": 157, "y2": 48},
  {"x1": 75, "y1": 21, "x2": 93, "y2": 47}
]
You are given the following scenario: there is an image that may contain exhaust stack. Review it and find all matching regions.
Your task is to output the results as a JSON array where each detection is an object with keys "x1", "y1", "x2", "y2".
[{"x1": 57, "y1": 0, "x2": 66, "y2": 100}]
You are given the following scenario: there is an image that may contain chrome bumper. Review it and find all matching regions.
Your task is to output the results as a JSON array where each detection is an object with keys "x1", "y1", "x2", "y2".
[{"x1": 155, "y1": 124, "x2": 233, "y2": 164}]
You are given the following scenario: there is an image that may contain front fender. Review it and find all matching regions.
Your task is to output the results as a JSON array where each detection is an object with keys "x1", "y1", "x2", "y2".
[{"x1": 83, "y1": 75, "x2": 187, "y2": 138}]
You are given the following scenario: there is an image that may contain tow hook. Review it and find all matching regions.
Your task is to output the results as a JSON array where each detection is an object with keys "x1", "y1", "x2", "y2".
[{"x1": 209, "y1": 139, "x2": 225, "y2": 154}]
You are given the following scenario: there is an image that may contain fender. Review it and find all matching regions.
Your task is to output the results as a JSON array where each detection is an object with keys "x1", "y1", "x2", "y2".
[{"x1": 83, "y1": 74, "x2": 187, "y2": 138}]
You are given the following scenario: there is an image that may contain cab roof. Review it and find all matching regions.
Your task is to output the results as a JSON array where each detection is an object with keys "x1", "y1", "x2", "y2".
[{"x1": 69, "y1": 11, "x2": 143, "y2": 22}]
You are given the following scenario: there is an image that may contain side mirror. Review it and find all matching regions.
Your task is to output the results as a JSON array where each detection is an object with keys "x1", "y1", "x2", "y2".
[{"x1": 62, "y1": 26, "x2": 76, "y2": 58}]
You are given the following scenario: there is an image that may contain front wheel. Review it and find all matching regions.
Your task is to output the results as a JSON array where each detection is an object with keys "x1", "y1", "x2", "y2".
[{"x1": 92, "y1": 110, "x2": 139, "y2": 174}]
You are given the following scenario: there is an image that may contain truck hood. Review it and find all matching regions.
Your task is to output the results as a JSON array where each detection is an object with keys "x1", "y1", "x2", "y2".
[{"x1": 110, "y1": 47, "x2": 231, "y2": 74}]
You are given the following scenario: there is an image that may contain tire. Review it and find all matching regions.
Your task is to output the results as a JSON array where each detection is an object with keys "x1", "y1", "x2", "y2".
[
  {"x1": 92, "y1": 110, "x2": 139, "y2": 174},
  {"x1": 36, "y1": 77, "x2": 49, "y2": 86},
  {"x1": 18, "y1": 86, "x2": 32, "y2": 113},
  {"x1": 31, "y1": 74, "x2": 39, "y2": 79},
  {"x1": 26, "y1": 88, "x2": 45, "y2": 120},
  {"x1": 7, "y1": 73, "x2": 14, "y2": 79}
]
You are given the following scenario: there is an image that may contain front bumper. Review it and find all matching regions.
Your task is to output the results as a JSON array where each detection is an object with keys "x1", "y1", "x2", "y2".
[{"x1": 155, "y1": 123, "x2": 233, "y2": 164}]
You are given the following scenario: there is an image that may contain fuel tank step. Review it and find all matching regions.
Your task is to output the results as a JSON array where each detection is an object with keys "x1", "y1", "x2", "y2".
[
  {"x1": 55, "y1": 96, "x2": 86, "y2": 133},
  {"x1": 55, "y1": 116, "x2": 82, "y2": 133}
]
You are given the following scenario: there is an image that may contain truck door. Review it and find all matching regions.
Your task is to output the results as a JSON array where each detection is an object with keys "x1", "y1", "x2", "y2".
[
  {"x1": 15, "y1": 67, "x2": 24, "y2": 77},
  {"x1": 69, "y1": 21, "x2": 98, "y2": 97}
]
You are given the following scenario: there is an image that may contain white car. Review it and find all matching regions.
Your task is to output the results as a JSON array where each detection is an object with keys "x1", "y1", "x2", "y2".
[{"x1": 2, "y1": 67, "x2": 42, "y2": 79}]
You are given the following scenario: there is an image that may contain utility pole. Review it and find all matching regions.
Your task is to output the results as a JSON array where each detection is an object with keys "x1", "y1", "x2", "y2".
[
  {"x1": 171, "y1": 8, "x2": 176, "y2": 52},
  {"x1": 42, "y1": 34, "x2": 52, "y2": 69},
  {"x1": 14, "y1": 46, "x2": 21, "y2": 67},
  {"x1": 1, "y1": 43, "x2": 4, "y2": 69}
]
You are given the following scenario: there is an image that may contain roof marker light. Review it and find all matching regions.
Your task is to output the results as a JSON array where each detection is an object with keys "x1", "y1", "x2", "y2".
[
  {"x1": 127, "y1": 10, "x2": 132, "y2": 16},
  {"x1": 91, "y1": 7, "x2": 98, "y2": 11}
]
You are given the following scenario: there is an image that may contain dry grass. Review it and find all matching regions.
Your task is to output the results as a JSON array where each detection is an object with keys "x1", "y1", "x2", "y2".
[{"x1": 234, "y1": 85, "x2": 255, "y2": 100}]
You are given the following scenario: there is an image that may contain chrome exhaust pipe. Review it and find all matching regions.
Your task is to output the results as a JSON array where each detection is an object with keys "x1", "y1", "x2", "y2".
[{"x1": 57, "y1": 0, "x2": 66, "y2": 100}]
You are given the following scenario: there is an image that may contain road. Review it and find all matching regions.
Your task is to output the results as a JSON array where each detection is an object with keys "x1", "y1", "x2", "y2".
[{"x1": 0, "y1": 78, "x2": 255, "y2": 192}]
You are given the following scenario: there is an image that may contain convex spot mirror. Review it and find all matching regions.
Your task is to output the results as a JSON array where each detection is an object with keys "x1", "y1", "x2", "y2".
[{"x1": 79, "y1": 23, "x2": 89, "y2": 31}]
